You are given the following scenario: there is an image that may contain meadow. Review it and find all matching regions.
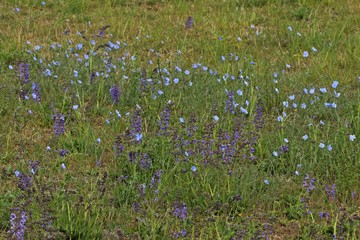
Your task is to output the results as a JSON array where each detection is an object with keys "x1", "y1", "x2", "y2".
[{"x1": 0, "y1": 0, "x2": 359, "y2": 239}]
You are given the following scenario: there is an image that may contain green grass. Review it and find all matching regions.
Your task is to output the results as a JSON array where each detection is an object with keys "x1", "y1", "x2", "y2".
[{"x1": 1, "y1": 0, "x2": 359, "y2": 239}]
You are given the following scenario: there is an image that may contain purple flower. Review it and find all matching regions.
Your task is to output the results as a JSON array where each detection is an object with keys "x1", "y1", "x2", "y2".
[
  {"x1": 110, "y1": 85, "x2": 120, "y2": 105},
  {"x1": 173, "y1": 202, "x2": 187, "y2": 221},
  {"x1": 185, "y1": 16, "x2": 193, "y2": 29},
  {"x1": 31, "y1": 82, "x2": 41, "y2": 102},
  {"x1": 53, "y1": 114, "x2": 65, "y2": 137},
  {"x1": 131, "y1": 109, "x2": 142, "y2": 143},
  {"x1": 319, "y1": 211, "x2": 329, "y2": 220},
  {"x1": 325, "y1": 184, "x2": 336, "y2": 200},
  {"x1": 158, "y1": 104, "x2": 171, "y2": 136},
  {"x1": 139, "y1": 153, "x2": 151, "y2": 170},
  {"x1": 128, "y1": 151, "x2": 137, "y2": 163},
  {"x1": 8, "y1": 210, "x2": 28, "y2": 240},
  {"x1": 59, "y1": 149, "x2": 68, "y2": 157},
  {"x1": 225, "y1": 91, "x2": 235, "y2": 114},
  {"x1": 150, "y1": 170, "x2": 162, "y2": 189},
  {"x1": 18, "y1": 63, "x2": 30, "y2": 84},
  {"x1": 303, "y1": 174, "x2": 315, "y2": 192},
  {"x1": 114, "y1": 136, "x2": 125, "y2": 157}
]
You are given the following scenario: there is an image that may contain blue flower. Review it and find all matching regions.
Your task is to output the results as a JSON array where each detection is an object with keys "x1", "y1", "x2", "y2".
[
  {"x1": 61, "y1": 163, "x2": 66, "y2": 170},
  {"x1": 237, "y1": 89, "x2": 243, "y2": 96},
  {"x1": 277, "y1": 116, "x2": 283, "y2": 122},
  {"x1": 213, "y1": 115, "x2": 219, "y2": 121},
  {"x1": 135, "y1": 133, "x2": 143, "y2": 141},
  {"x1": 327, "y1": 144, "x2": 332, "y2": 151},
  {"x1": 179, "y1": 117, "x2": 184, "y2": 123},
  {"x1": 331, "y1": 81, "x2": 339, "y2": 89},
  {"x1": 240, "y1": 107, "x2": 248, "y2": 114},
  {"x1": 302, "y1": 135, "x2": 308, "y2": 141},
  {"x1": 272, "y1": 151, "x2": 278, "y2": 157},
  {"x1": 191, "y1": 166, "x2": 197, "y2": 172},
  {"x1": 289, "y1": 95, "x2": 295, "y2": 100},
  {"x1": 173, "y1": 78, "x2": 179, "y2": 84},
  {"x1": 349, "y1": 135, "x2": 356, "y2": 141},
  {"x1": 320, "y1": 87, "x2": 327, "y2": 93},
  {"x1": 303, "y1": 51, "x2": 309, "y2": 58},
  {"x1": 319, "y1": 143, "x2": 325, "y2": 148},
  {"x1": 264, "y1": 179, "x2": 270, "y2": 185}
]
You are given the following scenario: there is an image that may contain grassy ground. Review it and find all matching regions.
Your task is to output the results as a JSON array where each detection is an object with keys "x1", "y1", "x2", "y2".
[{"x1": 1, "y1": 0, "x2": 359, "y2": 239}]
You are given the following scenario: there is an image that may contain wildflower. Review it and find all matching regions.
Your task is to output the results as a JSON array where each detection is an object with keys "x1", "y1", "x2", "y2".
[
  {"x1": 240, "y1": 107, "x2": 248, "y2": 115},
  {"x1": 110, "y1": 85, "x2": 120, "y2": 105},
  {"x1": 184, "y1": 70, "x2": 190, "y2": 75},
  {"x1": 325, "y1": 184, "x2": 336, "y2": 200},
  {"x1": 264, "y1": 179, "x2": 270, "y2": 185},
  {"x1": 303, "y1": 174, "x2": 315, "y2": 192},
  {"x1": 9, "y1": 210, "x2": 28, "y2": 240},
  {"x1": 295, "y1": 171, "x2": 300, "y2": 176},
  {"x1": 185, "y1": 16, "x2": 193, "y2": 29},
  {"x1": 179, "y1": 117, "x2": 184, "y2": 123},
  {"x1": 213, "y1": 115, "x2": 219, "y2": 121},
  {"x1": 31, "y1": 82, "x2": 41, "y2": 102},
  {"x1": 301, "y1": 103, "x2": 307, "y2": 109},
  {"x1": 319, "y1": 212, "x2": 329, "y2": 220},
  {"x1": 331, "y1": 81, "x2": 339, "y2": 89},
  {"x1": 309, "y1": 87, "x2": 315, "y2": 94},
  {"x1": 59, "y1": 149, "x2": 68, "y2": 157},
  {"x1": 158, "y1": 104, "x2": 171, "y2": 136},
  {"x1": 320, "y1": 87, "x2": 327, "y2": 93},
  {"x1": 191, "y1": 166, "x2": 197, "y2": 172},
  {"x1": 327, "y1": 144, "x2": 332, "y2": 151},
  {"x1": 61, "y1": 163, "x2": 66, "y2": 170},
  {"x1": 302, "y1": 135, "x2": 308, "y2": 141},
  {"x1": 237, "y1": 89, "x2": 243, "y2": 96},
  {"x1": 174, "y1": 78, "x2": 180, "y2": 84},
  {"x1": 303, "y1": 51, "x2": 309, "y2": 58},
  {"x1": 272, "y1": 151, "x2": 278, "y2": 157},
  {"x1": 139, "y1": 153, "x2": 151, "y2": 170},
  {"x1": 53, "y1": 114, "x2": 65, "y2": 137},
  {"x1": 173, "y1": 203, "x2": 187, "y2": 221},
  {"x1": 225, "y1": 91, "x2": 235, "y2": 114},
  {"x1": 289, "y1": 95, "x2": 295, "y2": 100},
  {"x1": 96, "y1": 138, "x2": 101, "y2": 144},
  {"x1": 319, "y1": 143, "x2": 325, "y2": 148},
  {"x1": 135, "y1": 133, "x2": 143, "y2": 141},
  {"x1": 19, "y1": 63, "x2": 30, "y2": 84},
  {"x1": 277, "y1": 116, "x2": 283, "y2": 122},
  {"x1": 73, "y1": 105, "x2": 79, "y2": 110},
  {"x1": 312, "y1": 47, "x2": 317, "y2": 52},
  {"x1": 349, "y1": 135, "x2": 356, "y2": 141}
]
